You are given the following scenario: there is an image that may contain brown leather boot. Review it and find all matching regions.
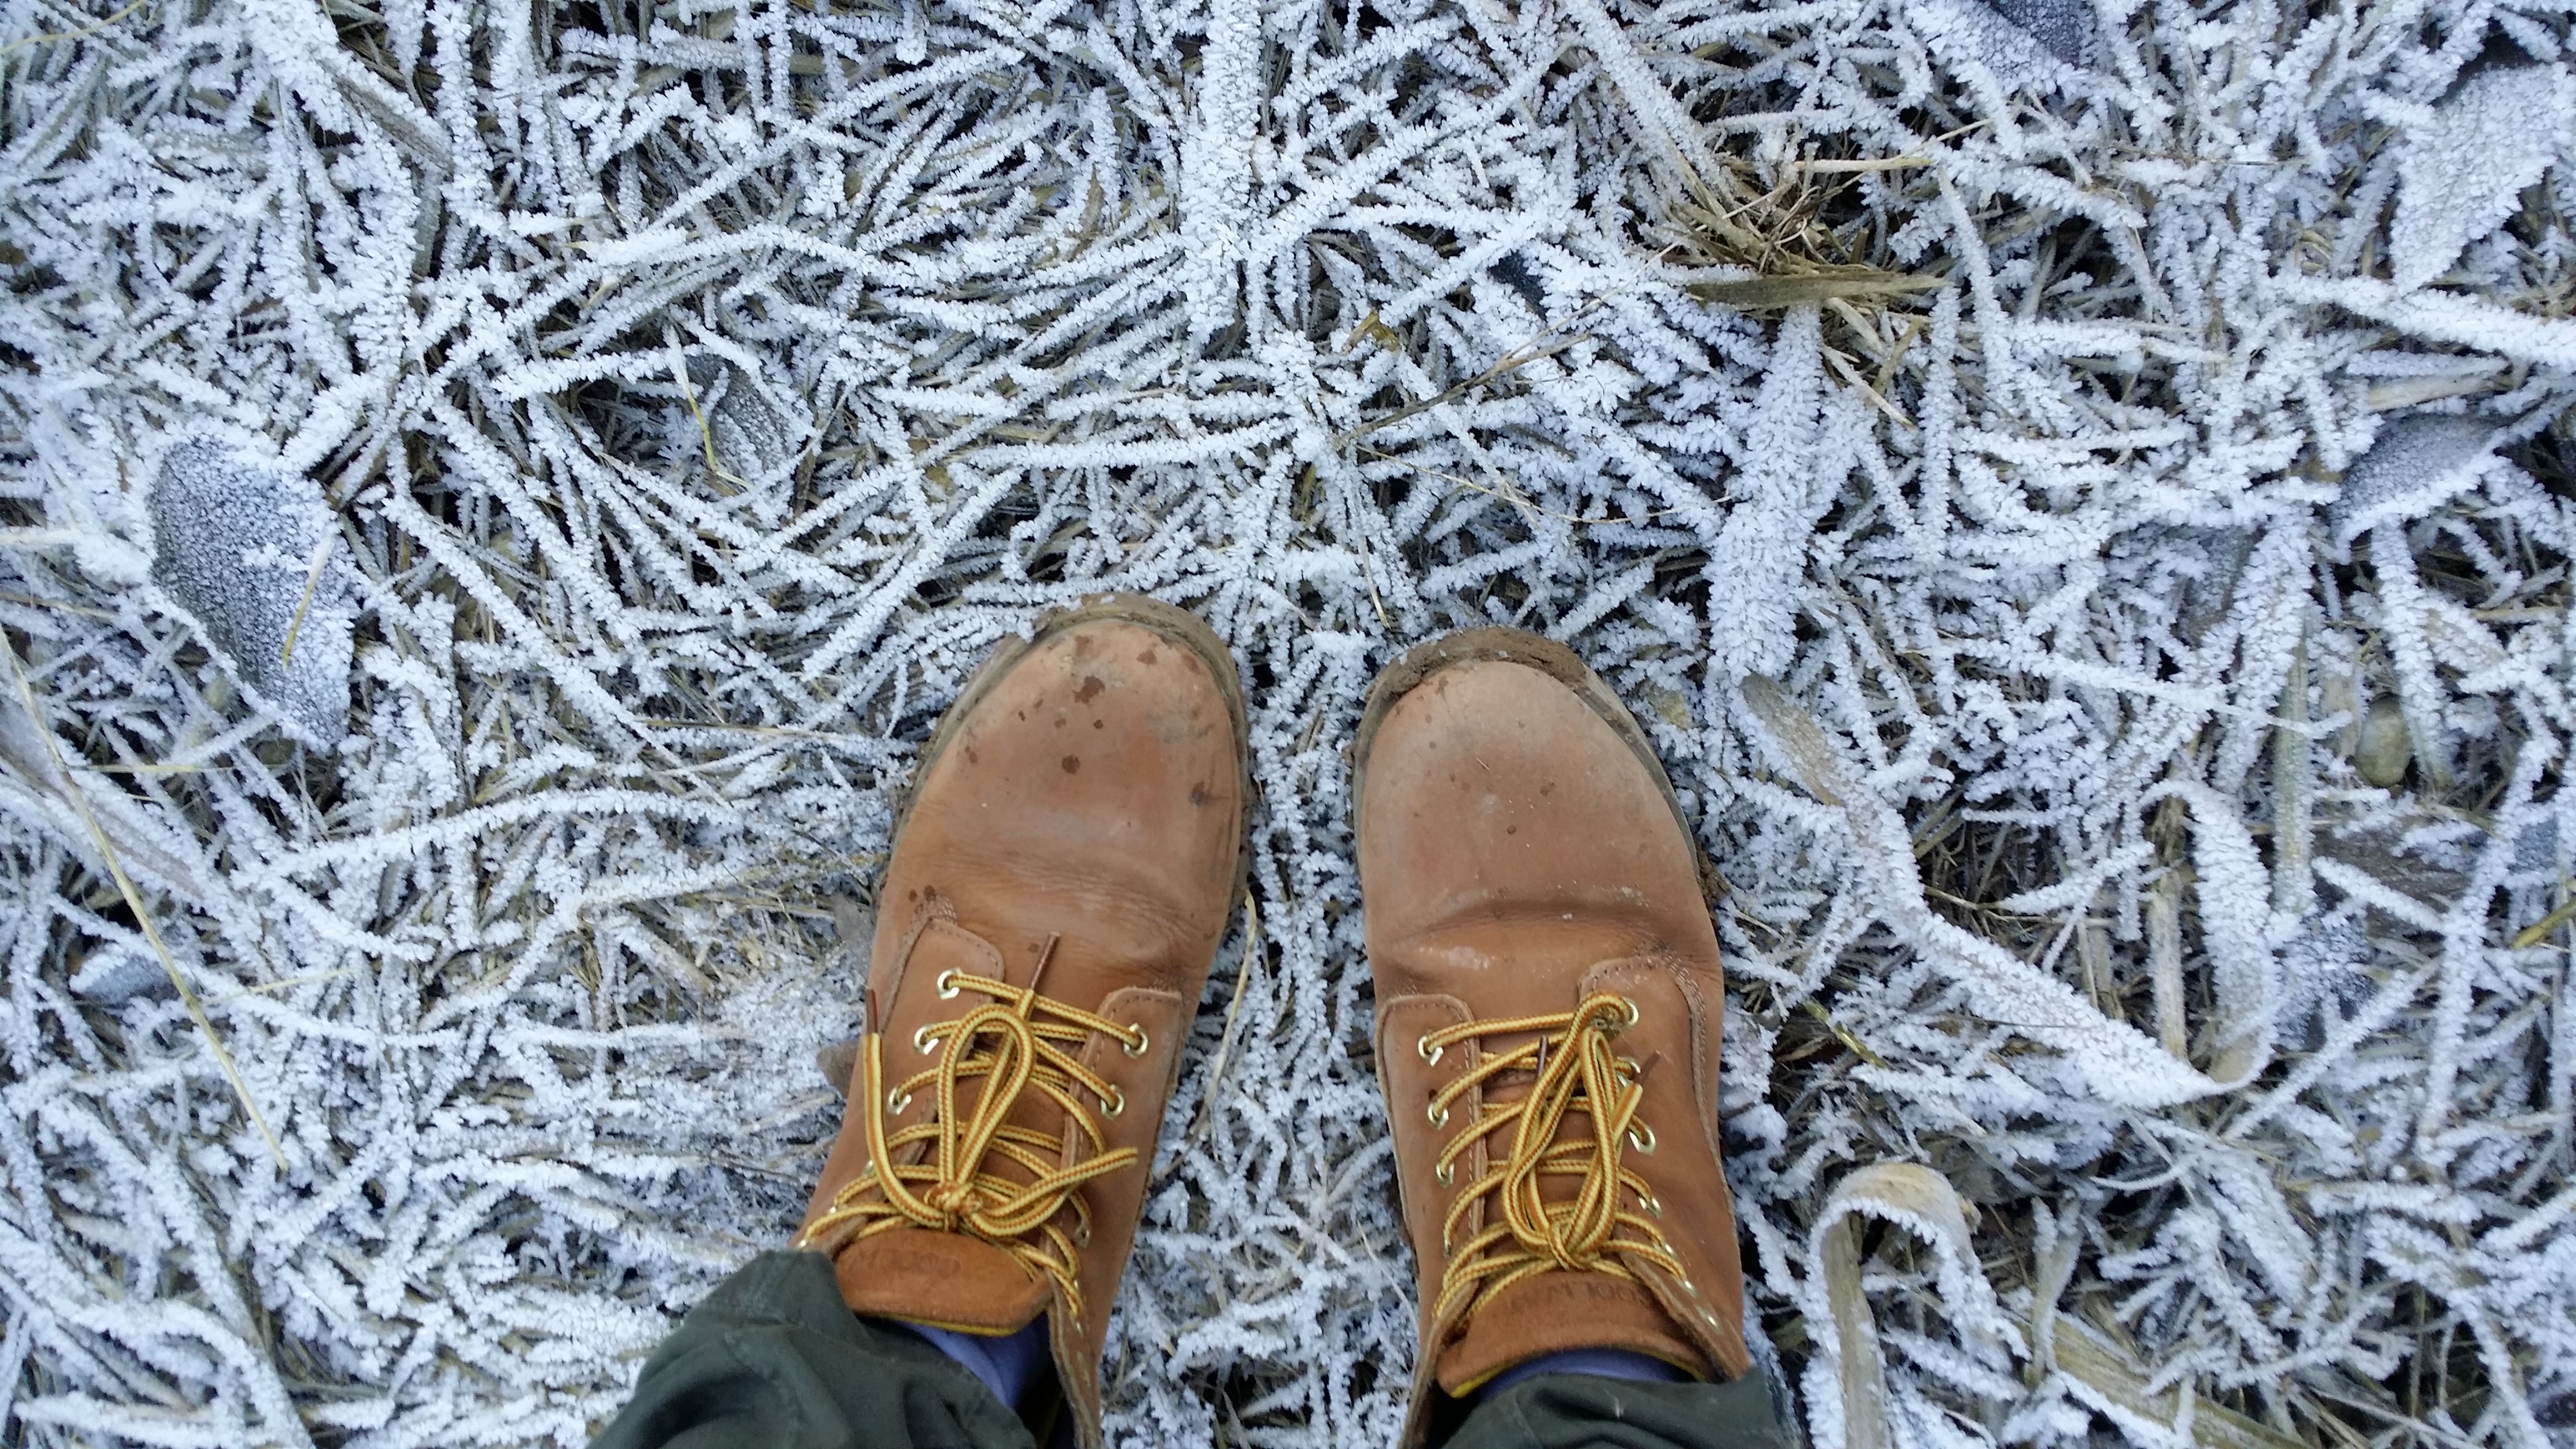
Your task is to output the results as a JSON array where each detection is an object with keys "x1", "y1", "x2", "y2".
[
  {"x1": 794, "y1": 595, "x2": 1247, "y2": 1449},
  {"x1": 1355, "y1": 628, "x2": 1754, "y2": 1446}
]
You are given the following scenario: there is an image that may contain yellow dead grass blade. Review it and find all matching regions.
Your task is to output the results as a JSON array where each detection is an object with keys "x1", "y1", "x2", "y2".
[
  {"x1": 2031, "y1": 1312, "x2": 2310, "y2": 1449},
  {"x1": 1687, "y1": 273, "x2": 1947, "y2": 309}
]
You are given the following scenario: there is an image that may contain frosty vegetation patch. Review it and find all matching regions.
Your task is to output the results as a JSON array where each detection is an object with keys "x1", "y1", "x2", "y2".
[{"x1": 0, "y1": 0, "x2": 2573, "y2": 1440}]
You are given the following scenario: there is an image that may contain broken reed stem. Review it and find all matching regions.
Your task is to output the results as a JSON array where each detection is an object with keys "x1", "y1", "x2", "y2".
[
  {"x1": 202, "y1": 964, "x2": 363, "y2": 1005},
  {"x1": 2509, "y1": 890, "x2": 2576, "y2": 950},
  {"x1": 0, "y1": 0, "x2": 145, "y2": 55},
  {"x1": 2077, "y1": 897, "x2": 2117, "y2": 1018},
  {"x1": 4, "y1": 638, "x2": 286, "y2": 1167},
  {"x1": 2270, "y1": 636, "x2": 2313, "y2": 920},
  {"x1": 278, "y1": 528, "x2": 336, "y2": 667},
  {"x1": 0, "y1": 590, "x2": 113, "y2": 619},
  {"x1": 669, "y1": 345, "x2": 750, "y2": 495},
  {"x1": 2148, "y1": 861, "x2": 2190, "y2": 1063},
  {"x1": 1189, "y1": 892, "x2": 1261, "y2": 1144},
  {"x1": 1335, "y1": 334, "x2": 1591, "y2": 446},
  {"x1": 1802, "y1": 997, "x2": 1888, "y2": 1067},
  {"x1": 1801, "y1": 156, "x2": 1931, "y2": 173},
  {"x1": 1820, "y1": 1212, "x2": 1891, "y2": 1449}
]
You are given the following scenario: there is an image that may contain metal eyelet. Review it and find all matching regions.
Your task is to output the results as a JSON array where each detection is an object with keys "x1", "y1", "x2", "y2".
[
  {"x1": 936, "y1": 969, "x2": 962, "y2": 1000},
  {"x1": 886, "y1": 1088, "x2": 912, "y2": 1115},
  {"x1": 1435, "y1": 1162, "x2": 1455, "y2": 1186},
  {"x1": 1639, "y1": 1188, "x2": 1663, "y2": 1217},
  {"x1": 1616, "y1": 995, "x2": 1640, "y2": 1028},
  {"x1": 1428, "y1": 1101, "x2": 1450, "y2": 1129},
  {"x1": 1617, "y1": 1055, "x2": 1641, "y2": 1081},
  {"x1": 914, "y1": 1024, "x2": 942, "y2": 1055},
  {"x1": 1123, "y1": 1026, "x2": 1149, "y2": 1058},
  {"x1": 1099, "y1": 1086, "x2": 1125, "y2": 1118},
  {"x1": 1418, "y1": 1034, "x2": 1443, "y2": 1065},
  {"x1": 1626, "y1": 1121, "x2": 1657, "y2": 1154}
]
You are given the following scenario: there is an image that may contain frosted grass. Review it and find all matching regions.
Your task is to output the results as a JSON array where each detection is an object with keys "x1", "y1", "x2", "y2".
[{"x1": 0, "y1": 0, "x2": 2572, "y2": 1443}]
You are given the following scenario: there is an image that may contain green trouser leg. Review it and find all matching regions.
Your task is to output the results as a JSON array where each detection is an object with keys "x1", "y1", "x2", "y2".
[
  {"x1": 592, "y1": 1251, "x2": 1792, "y2": 1449},
  {"x1": 589, "y1": 1251, "x2": 1035, "y2": 1449}
]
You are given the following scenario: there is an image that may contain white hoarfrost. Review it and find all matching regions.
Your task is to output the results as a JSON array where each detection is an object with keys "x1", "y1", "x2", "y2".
[
  {"x1": 2391, "y1": 64, "x2": 2574, "y2": 293},
  {"x1": 1, "y1": 0, "x2": 2574, "y2": 1443}
]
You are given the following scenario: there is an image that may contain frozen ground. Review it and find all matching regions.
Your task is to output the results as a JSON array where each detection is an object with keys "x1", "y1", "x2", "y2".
[{"x1": 1, "y1": 0, "x2": 2574, "y2": 1441}]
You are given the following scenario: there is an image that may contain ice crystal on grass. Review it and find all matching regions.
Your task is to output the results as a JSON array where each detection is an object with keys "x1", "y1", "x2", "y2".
[{"x1": 2, "y1": 0, "x2": 2574, "y2": 1442}]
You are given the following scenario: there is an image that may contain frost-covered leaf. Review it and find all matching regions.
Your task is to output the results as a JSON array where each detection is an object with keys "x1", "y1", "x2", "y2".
[
  {"x1": 2391, "y1": 64, "x2": 2574, "y2": 290},
  {"x1": 1712, "y1": 312, "x2": 1833, "y2": 680},
  {"x1": 2273, "y1": 916, "x2": 2368, "y2": 1047},
  {"x1": 1908, "y1": 0, "x2": 2091, "y2": 83},
  {"x1": 2164, "y1": 781, "x2": 2278, "y2": 1085},
  {"x1": 1981, "y1": 0, "x2": 2092, "y2": 67},
  {"x1": 2328, "y1": 414, "x2": 2495, "y2": 547},
  {"x1": 66, "y1": 944, "x2": 170, "y2": 1003},
  {"x1": 685, "y1": 356, "x2": 801, "y2": 488},
  {"x1": 147, "y1": 440, "x2": 354, "y2": 748}
]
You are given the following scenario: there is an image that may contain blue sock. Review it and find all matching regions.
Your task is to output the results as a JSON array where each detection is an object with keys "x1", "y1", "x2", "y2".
[
  {"x1": 893, "y1": 1317, "x2": 1051, "y2": 1408},
  {"x1": 1478, "y1": 1347, "x2": 1689, "y2": 1401}
]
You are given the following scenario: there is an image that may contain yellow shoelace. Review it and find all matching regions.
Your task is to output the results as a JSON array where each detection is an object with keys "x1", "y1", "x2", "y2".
[
  {"x1": 795, "y1": 965, "x2": 1145, "y2": 1320},
  {"x1": 1419, "y1": 990, "x2": 1685, "y2": 1328}
]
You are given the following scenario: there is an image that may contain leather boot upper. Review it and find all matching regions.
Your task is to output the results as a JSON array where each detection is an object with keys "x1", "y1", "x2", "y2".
[
  {"x1": 1355, "y1": 630, "x2": 1752, "y2": 1447},
  {"x1": 795, "y1": 599, "x2": 1247, "y2": 1449}
]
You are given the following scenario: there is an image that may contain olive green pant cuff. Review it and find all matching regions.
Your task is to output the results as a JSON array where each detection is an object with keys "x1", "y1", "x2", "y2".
[{"x1": 590, "y1": 1251, "x2": 1792, "y2": 1449}]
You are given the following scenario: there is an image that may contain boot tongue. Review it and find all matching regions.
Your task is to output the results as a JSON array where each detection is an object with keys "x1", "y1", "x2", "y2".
[
  {"x1": 831, "y1": 1226, "x2": 1051, "y2": 1334},
  {"x1": 879, "y1": 911, "x2": 1104, "y2": 1221},
  {"x1": 1435, "y1": 1023, "x2": 1706, "y2": 1396},
  {"x1": 1437, "y1": 1269, "x2": 1703, "y2": 1395},
  {"x1": 819, "y1": 911, "x2": 1087, "y2": 1337}
]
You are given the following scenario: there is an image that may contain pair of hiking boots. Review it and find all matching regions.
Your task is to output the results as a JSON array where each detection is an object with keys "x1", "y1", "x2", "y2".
[{"x1": 793, "y1": 596, "x2": 1752, "y2": 1448}]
